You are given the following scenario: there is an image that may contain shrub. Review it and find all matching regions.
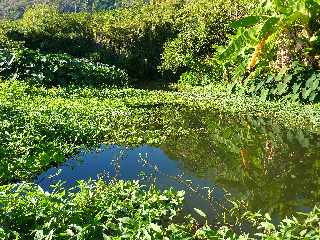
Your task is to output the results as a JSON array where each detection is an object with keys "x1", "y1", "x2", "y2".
[
  {"x1": 0, "y1": 20, "x2": 21, "y2": 48},
  {"x1": 159, "y1": 0, "x2": 254, "y2": 84},
  {"x1": 91, "y1": 1, "x2": 181, "y2": 80},
  {"x1": 8, "y1": 5, "x2": 96, "y2": 57},
  {"x1": 1, "y1": 1, "x2": 256, "y2": 83},
  {"x1": 4, "y1": 2, "x2": 181, "y2": 80},
  {"x1": 0, "y1": 48, "x2": 129, "y2": 87}
]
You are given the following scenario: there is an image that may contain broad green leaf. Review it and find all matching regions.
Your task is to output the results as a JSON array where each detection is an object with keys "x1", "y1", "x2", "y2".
[
  {"x1": 66, "y1": 229, "x2": 74, "y2": 236},
  {"x1": 260, "y1": 221, "x2": 276, "y2": 231},
  {"x1": 259, "y1": 17, "x2": 279, "y2": 39},
  {"x1": 292, "y1": 82, "x2": 302, "y2": 94},
  {"x1": 230, "y1": 16, "x2": 261, "y2": 29},
  {"x1": 276, "y1": 82, "x2": 288, "y2": 95},
  {"x1": 302, "y1": 87, "x2": 312, "y2": 99},
  {"x1": 306, "y1": 75, "x2": 319, "y2": 91},
  {"x1": 260, "y1": 88, "x2": 269, "y2": 101},
  {"x1": 265, "y1": 213, "x2": 272, "y2": 221},
  {"x1": 309, "y1": 91, "x2": 318, "y2": 102},
  {"x1": 149, "y1": 223, "x2": 162, "y2": 233},
  {"x1": 118, "y1": 217, "x2": 131, "y2": 223}
]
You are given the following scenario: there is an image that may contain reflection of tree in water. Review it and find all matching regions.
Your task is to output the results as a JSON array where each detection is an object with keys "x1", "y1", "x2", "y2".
[{"x1": 160, "y1": 108, "x2": 320, "y2": 219}]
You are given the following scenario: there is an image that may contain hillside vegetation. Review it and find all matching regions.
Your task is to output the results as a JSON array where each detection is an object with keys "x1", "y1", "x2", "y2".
[{"x1": 1, "y1": 0, "x2": 319, "y2": 99}]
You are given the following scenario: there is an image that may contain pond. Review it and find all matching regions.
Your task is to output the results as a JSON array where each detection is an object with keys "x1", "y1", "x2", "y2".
[{"x1": 35, "y1": 108, "x2": 320, "y2": 227}]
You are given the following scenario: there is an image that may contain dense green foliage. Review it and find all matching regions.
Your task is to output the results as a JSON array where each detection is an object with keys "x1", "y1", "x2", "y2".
[
  {"x1": 1, "y1": 0, "x2": 319, "y2": 95},
  {"x1": 0, "y1": 0, "x2": 252, "y2": 81},
  {"x1": 216, "y1": 0, "x2": 320, "y2": 102},
  {"x1": 0, "y1": 2, "x2": 178, "y2": 79},
  {"x1": 90, "y1": 1, "x2": 180, "y2": 79},
  {"x1": 159, "y1": 0, "x2": 251, "y2": 85},
  {"x1": 0, "y1": 20, "x2": 18, "y2": 48},
  {"x1": 11, "y1": 5, "x2": 96, "y2": 57},
  {"x1": 0, "y1": 179, "x2": 319, "y2": 239},
  {"x1": 0, "y1": 48, "x2": 128, "y2": 86},
  {"x1": 0, "y1": 180, "x2": 185, "y2": 239},
  {"x1": 0, "y1": 1, "x2": 320, "y2": 239}
]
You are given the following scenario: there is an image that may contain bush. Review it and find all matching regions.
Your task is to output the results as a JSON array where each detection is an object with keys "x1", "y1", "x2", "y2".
[
  {"x1": 0, "y1": 48, "x2": 129, "y2": 87},
  {"x1": 3, "y1": 2, "x2": 181, "y2": 80},
  {"x1": 159, "y1": 0, "x2": 253, "y2": 84},
  {"x1": 1, "y1": 1, "x2": 256, "y2": 83},
  {"x1": 0, "y1": 20, "x2": 21, "y2": 48},
  {"x1": 8, "y1": 5, "x2": 96, "y2": 57},
  {"x1": 91, "y1": 1, "x2": 181, "y2": 80}
]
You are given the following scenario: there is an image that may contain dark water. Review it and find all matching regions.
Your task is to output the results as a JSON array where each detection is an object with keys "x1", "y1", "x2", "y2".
[
  {"x1": 35, "y1": 109, "x2": 320, "y2": 226},
  {"x1": 36, "y1": 144, "x2": 227, "y2": 225}
]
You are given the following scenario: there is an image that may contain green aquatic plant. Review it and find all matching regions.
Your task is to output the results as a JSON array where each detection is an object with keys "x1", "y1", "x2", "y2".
[
  {"x1": 242, "y1": 207, "x2": 320, "y2": 239},
  {"x1": 0, "y1": 179, "x2": 319, "y2": 239},
  {"x1": 0, "y1": 180, "x2": 184, "y2": 239}
]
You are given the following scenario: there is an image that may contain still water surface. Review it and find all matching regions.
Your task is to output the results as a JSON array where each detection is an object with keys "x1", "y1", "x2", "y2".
[{"x1": 35, "y1": 110, "x2": 320, "y2": 225}]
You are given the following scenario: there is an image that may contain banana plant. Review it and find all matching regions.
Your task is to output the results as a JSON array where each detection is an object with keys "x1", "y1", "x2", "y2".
[{"x1": 215, "y1": 0, "x2": 320, "y2": 82}]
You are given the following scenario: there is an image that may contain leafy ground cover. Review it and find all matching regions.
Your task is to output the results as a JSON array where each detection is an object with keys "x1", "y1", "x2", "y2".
[
  {"x1": 0, "y1": 179, "x2": 319, "y2": 239},
  {"x1": 0, "y1": 180, "x2": 186, "y2": 239}
]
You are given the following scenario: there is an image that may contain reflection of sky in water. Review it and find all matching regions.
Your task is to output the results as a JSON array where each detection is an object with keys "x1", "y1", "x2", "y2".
[
  {"x1": 34, "y1": 112, "x2": 320, "y2": 227},
  {"x1": 35, "y1": 145, "x2": 226, "y2": 225}
]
